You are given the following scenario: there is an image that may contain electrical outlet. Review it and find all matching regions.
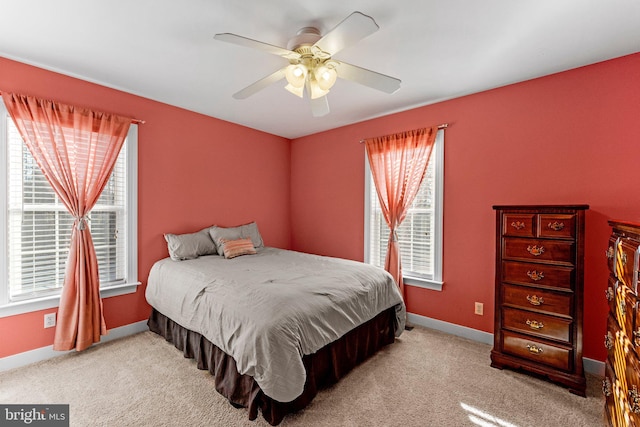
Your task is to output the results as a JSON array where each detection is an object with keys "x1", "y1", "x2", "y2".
[
  {"x1": 44, "y1": 313, "x2": 56, "y2": 328},
  {"x1": 474, "y1": 302, "x2": 484, "y2": 316}
]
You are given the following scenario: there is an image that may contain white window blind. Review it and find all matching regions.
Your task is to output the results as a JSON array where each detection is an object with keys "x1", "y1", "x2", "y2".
[
  {"x1": 365, "y1": 130, "x2": 444, "y2": 289},
  {"x1": 2, "y1": 106, "x2": 131, "y2": 304}
]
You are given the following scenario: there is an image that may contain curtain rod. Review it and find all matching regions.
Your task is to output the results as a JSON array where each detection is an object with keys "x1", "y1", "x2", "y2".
[
  {"x1": 359, "y1": 123, "x2": 448, "y2": 143},
  {"x1": 0, "y1": 91, "x2": 145, "y2": 125}
]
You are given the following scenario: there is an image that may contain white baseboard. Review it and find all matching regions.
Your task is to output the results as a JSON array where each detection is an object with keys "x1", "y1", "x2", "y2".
[
  {"x1": 407, "y1": 312, "x2": 605, "y2": 377},
  {"x1": 0, "y1": 320, "x2": 149, "y2": 372},
  {"x1": 407, "y1": 312, "x2": 494, "y2": 345},
  {"x1": 2, "y1": 314, "x2": 607, "y2": 378}
]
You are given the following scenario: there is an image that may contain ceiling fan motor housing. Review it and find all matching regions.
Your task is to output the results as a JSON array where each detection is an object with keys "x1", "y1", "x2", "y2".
[{"x1": 287, "y1": 27, "x2": 322, "y2": 51}]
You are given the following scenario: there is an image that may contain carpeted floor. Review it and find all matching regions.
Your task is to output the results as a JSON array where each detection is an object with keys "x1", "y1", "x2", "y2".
[{"x1": 0, "y1": 326, "x2": 605, "y2": 426}]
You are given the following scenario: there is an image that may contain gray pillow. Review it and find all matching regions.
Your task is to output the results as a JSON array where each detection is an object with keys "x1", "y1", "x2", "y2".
[
  {"x1": 209, "y1": 222, "x2": 264, "y2": 256},
  {"x1": 164, "y1": 227, "x2": 217, "y2": 261}
]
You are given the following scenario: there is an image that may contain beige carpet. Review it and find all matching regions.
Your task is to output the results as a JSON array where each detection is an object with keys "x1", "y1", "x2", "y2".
[{"x1": 0, "y1": 326, "x2": 604, "y2": 426}]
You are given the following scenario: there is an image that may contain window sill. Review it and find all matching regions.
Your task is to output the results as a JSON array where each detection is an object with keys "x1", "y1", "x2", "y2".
[
  {"x1": 404, "y1": 276, "x2": 444, "y2": 291},
  {"x1": 0, "y1": 281, "x2": 141, "y2": 318}
]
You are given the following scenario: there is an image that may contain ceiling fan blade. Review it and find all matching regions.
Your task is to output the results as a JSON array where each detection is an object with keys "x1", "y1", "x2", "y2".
[
  {"x1": 310, "y1": 95, "x2": 330, "y2": 117},
  {"x1": 336, "y1": 62, "x2": 401, "y2": 94},
  {"x1": 232, "y1": 68, "x2": 287, "y2": 99},
  {"x1": 214, "y1": 33, "x2": 300, "y2": 60},
  {"x1": 313, "y1": 11, "x2": 379, "y2": 56}
]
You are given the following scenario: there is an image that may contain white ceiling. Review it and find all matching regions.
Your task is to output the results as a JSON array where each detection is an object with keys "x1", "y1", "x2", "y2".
[{"x1": 1, "y1": 1, "x2": 639, "y2": 139}]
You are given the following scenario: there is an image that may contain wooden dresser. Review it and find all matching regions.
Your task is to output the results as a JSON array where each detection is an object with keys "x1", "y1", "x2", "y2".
[
  {"x1": 604, "y1": 220, "x2": 640, "y2": 426},
  {"x1": 491, "y1": 205, "x2": 588, "y2": 396}
]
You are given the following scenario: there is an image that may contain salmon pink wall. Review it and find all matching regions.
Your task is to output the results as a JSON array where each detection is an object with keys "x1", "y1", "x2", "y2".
[
  {"x1": 290, "y1": 52, "x2": 640, "y2": 362},
  {"x1": 0, "y1": 56, "x2": 291, "y2": 358}
]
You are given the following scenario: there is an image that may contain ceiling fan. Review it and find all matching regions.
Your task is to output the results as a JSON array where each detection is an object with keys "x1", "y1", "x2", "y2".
[{"x1": 214, "y1": 11, "x2": 401, "y2": 117}]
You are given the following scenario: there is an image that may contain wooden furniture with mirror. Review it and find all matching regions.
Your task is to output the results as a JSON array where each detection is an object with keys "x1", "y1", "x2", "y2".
[{"x1": 491, "y1": 205, "x2": 588, "y2": 396}]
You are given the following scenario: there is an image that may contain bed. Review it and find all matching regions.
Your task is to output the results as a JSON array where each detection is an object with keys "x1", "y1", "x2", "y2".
[{"x1": 145, "y1": 245, "x2": 405, "y2": 425}]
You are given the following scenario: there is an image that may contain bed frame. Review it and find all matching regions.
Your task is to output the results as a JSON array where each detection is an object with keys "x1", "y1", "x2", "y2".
[{"x1": 148, "y1": 307, "x2": 397, "y2": 425}]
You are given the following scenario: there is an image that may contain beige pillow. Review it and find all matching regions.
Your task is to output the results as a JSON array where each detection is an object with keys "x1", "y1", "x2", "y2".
[
  {"x1": 164, "y1": 227, "x2": 217, "y2": 261},
  {"x1": 209, "y1": 222, "x2": 264, "y2": 256}
]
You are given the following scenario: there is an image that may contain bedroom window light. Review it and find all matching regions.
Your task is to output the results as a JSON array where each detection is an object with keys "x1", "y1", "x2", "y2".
[
  {"x1": 364, "y1": 129, "x2": 444, "y2": 291},
  {"x1": 0, "y1": 101, "x2": 140, "y2": 317}
]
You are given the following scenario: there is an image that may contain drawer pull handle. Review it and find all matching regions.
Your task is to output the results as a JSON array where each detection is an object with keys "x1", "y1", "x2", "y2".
[
  {"x1": 603, "y1": 378, "x2": 612, "y2": 397},
  {"x1": 527, "y1": 295, "x2": 544, "y2": 306},
  {"x1": 606, "y1": 246, "x2": 615, "y2": 260},
  {"x1": 511, "y1": 221, "x2": 526, "y2": 230},
  {"x1": 527, "y1": 270, "x2": 544, "y2": 281},
  {"x1": 630, "y1": 386, "x2": 640, "y2": 414},
  {"x1": 548, "y1": 221, "x2": 565, "y2": 231},
  {"x1": 526, "y1": 319, "x2": 544, "y2": 330},
  {"x1": 620, "y1": 252, "x2": 628, "y2": 267},
  {"x1": 605, "y1": 287, "x2": 614, "y2": 302},
  {"x1": 526, "y1": 344, "x2": 543, "y2": 354},
  {"x1": 605, "y1": 331, "x2": 614, "y2": 350},
  {"x1": 527, "y1": 245, "x2": 545, "y2": 256}
]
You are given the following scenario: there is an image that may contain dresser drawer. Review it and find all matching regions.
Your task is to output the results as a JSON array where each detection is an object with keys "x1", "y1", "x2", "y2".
[
  {"x1": 606, "y1": 314, "x2": 632, "y2": 372},
  {"x1": 502, "y1": 283, "x2": 572, "y2": 317},
  {"x1": 503, "y1": 238, "x2": 575, "y2": 265},
  {"x1": 502, "y1": 261, "x2": 574, "y2": 290},
  {"x1": 616, "y1": 238, "x2": 640, "y2": 290},
  {"x1": 503, "y1": 214, "x2": 535, "y2": 237},
  {"x1": 606, "y1": 308, "x2": 640, "y2": 427},
  {"x1": 603, "y1": 362, "x2": 622, "y2": 427},
  {"x1": 502, "y1": 330, "x2": 571, "y2": 371},
  {"x1": 625, "y1": 352, "x2": 640, "y2": 424},
  {"x1": 615, "y1": 282, "x2": 636, "y2": 337},
  {"x1": 503, "y1": 307, "x2": 571, "y2": 343},
  {"x1": 538, "y1": 214, "x2": 576, "y2": 239}
]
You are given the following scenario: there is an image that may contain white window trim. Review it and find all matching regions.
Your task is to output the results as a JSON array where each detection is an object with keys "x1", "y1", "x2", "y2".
[
  {"x1": 364, "y1": 130, "x2": 445, "y2": 291},
  {"x1": 0, "y1": 104, "x2": 140, "y2": 318}
]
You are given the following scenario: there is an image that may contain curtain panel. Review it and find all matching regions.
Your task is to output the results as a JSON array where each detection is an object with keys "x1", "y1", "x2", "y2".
[
  {"x1": 2, "y1": 92, "x2": 131, "y2": 351},
  {"x1": 364, "y1": 127, "x2": 438, "y2": 299}
]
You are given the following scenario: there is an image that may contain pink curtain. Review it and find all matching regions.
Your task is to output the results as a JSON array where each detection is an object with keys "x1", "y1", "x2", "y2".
[
  {"x1": 2, "y1": 93, "x2": 131, "y2": 351},
  {"x1": 365, "y1": 127, "x2": 438, "y2": 300}
]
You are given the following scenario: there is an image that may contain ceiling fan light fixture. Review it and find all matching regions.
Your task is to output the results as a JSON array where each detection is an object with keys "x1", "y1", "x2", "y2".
[
  {"x1": 216, "y1": 12, "x2": 402, "y2": 116},
  {"x1": 284, "y1": 83, "x2": 304, "y2": 98},
  {"x1": 308, "y1": 80, "x2": 330, "y2": 100},
  {"x1": 314, "y1": 62, "x2": 338, "y2": 91},
  {"x1": 285, "y1": 63, "x2": 307, "y2": 88}
]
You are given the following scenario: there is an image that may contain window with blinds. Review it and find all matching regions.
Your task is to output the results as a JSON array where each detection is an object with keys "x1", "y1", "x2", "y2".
[
  {"x1": 365, "y1": 130, "x2": 444, "y2": 286},
  {"x1": 5, "y1": 114, "x2": 128, "y2": 302}
]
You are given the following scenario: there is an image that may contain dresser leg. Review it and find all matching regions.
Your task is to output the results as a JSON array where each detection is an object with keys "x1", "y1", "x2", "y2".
[{"x1": 569, "y1": 387, "x2": 587, "y2": 398}]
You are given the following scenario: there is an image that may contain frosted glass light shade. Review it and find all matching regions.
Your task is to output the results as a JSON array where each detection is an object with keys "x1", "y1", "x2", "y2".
[
  {"x1": 314, "y1": 64, "x2": 338, "y2": 91},
  {"x1": 309, "y1": 82, "x2": 329, "y2": 99},
  {"x1": 285, "y1": 64, "x2": 307, "y2": 88},
  {"x1": 284, "y1": 83, "x2": 304, "y2": 98}
]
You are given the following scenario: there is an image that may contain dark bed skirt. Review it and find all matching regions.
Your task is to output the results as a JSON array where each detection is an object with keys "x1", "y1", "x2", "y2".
[{"x1": 147, "y1": 307, "x2": 397, "y2": 425}]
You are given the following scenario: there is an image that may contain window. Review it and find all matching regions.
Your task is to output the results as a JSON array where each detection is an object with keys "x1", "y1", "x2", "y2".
[
  {"x1": 0, "y1": 101, "x2": 139, "y2": 316},
  {"x1": 364, "y1": 130, "x2": 444, "y2": 290}
]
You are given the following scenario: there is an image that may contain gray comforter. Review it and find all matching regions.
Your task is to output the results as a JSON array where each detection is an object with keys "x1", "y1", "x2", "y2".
[{"x1": 145, "y1": 247, "x2": 405, "y2": 402}]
